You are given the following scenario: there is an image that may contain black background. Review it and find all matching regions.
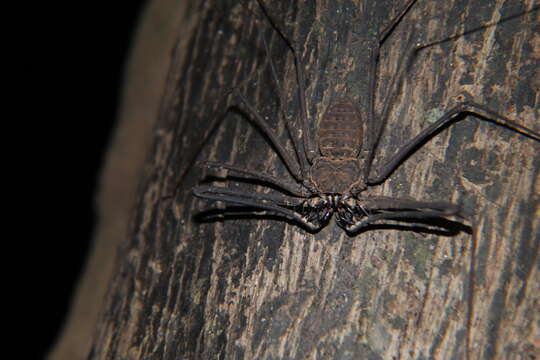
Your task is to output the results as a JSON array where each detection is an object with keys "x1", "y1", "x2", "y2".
[{"x1": 32, "y1": 1, "x2": 147, "y2": 358}]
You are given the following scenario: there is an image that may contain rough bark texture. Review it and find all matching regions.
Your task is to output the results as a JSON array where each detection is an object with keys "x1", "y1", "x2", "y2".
[
  {"x1": 47, "y1": 1, "x2": 191, "y2": 359},
  {"x1": 89, "y1": 0, "x2": 539, "y2": 359}
]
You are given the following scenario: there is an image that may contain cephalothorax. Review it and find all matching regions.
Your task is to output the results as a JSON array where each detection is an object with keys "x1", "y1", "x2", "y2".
[{"x1": 193, "y1": 0, "x2": 540, "y2": 233}]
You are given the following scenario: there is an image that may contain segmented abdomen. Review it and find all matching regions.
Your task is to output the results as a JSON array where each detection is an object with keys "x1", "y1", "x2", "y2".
[{"x1": 318, "y1": 98, "x2": 363, "y2": 158}]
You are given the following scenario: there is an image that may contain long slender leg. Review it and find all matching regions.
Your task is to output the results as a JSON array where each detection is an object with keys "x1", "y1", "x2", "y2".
[
  {"x1": 366, "y1": 5, "x2": 528, "y2": 179},
  {"x1": 165, "y1": 34, "x2": 299, "y2": 203},
  {"x1": 162, "y1": 98, "x2": 234, "y2": 202},
  {"x1": 365, "y1": 0, "x2": 419, "y2": 175},
  {"x1": 346, "y1": 209, "x2": 460, "y2": 232},
  {"x1": 260, "y1": 34, "x2": 309, "y2": 179},
  {"x1": 201, "y1": 161, "x2": 307, "y2": 196},
  {"x1": 366, "y1": 35, "x2": 418, "y2": 175},
  {"x1": 193, "y1": 185, "x2": 321, "y2": 231},
  {"x1": 379, "y1": 0, "x2": 419, "y2": 44},
  {"x1": 344, "y1": 195, "x2": 464, "y2": 233},
  {"x1": 194, "y1": 185, "x2": 297, "y2": 204},
  {"x1": 368, "y1": 101, "x2": 540, "y2": 184},
  {"x1": 257, "y1": 0, "x2": 317, "y2": 163},
  {"x1": 362, "y1": 196, "x2": 464, "y2": 214},
  {"x1": 234, "y1": 90, "x2": 303, "y2": 182}
]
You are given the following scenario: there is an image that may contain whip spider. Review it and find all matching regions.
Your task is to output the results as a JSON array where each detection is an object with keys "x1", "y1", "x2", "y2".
[{"x1": 193, "y1": 0, "x2": 540, "y2": 233}]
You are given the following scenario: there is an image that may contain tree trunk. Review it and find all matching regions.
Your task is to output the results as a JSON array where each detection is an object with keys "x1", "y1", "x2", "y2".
[{"x1": 89, "y1": 0, "x2": 539, "y2": 359}]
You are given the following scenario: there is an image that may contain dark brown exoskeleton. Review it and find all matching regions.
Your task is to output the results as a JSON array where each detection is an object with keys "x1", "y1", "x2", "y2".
[
  {"x1": 312, "y1": 98, "x2": 365, "y2": 194},
  {"x1": 304, "y1": 99, "x2": 371, "y2": 229},
  {"x1": 193, "y1": 0, "x2": 540, "y2": 233}
]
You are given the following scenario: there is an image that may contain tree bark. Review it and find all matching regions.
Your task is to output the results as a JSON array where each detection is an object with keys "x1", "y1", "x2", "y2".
[
  {"x1": 47, "y1": 1, "x2": 190, "y2": 359},
  {"x1": 89, "y1": 0, "x2": 539, "y2": 359}
]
